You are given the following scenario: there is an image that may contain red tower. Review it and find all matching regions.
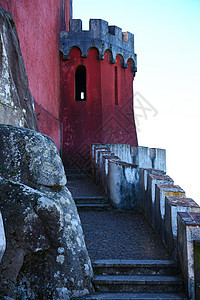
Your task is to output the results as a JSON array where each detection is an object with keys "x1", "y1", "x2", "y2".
[{"x1": 60, "y1": 19, "x2": 138, "y2": 169}]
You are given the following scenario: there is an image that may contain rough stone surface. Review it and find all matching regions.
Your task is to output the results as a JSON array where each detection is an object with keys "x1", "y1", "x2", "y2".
[
  {"x1": 0, "y1": 124, "x2": 66, "y2": 187},
  {"x1": 0, "y1": 211, "x2": 5, "y2": 262},
  {"x1": 0, "y1": 126, "x2": 94, "y2": 299},
  {"x1": 79, "y1": 210, "x2": 171, "y2": 260},
  {"x1": 177, "y1": 212, "x2": 200, "y2": 300},
  {"x1": 108, "y1": 160, "x2": 139, "y2": 210},
  {"x1": 0, "y1": 7, "x2": 38, "y2": 131}
]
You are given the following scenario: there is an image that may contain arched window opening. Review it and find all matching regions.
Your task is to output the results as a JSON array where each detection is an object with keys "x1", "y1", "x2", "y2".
[{"x1": 75, "y1": 65, "x2": 86, "y2": 101}]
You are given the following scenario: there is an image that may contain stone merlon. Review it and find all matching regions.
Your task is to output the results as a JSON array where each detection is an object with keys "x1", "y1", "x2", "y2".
[{"x1": 60, "y1": 19, "x2": 137, "y2": 72}]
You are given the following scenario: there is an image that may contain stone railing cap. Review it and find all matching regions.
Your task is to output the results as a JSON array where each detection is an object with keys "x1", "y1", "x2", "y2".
[
  {"x1": 156, "y1": 184, "x2": 185, "y2": 193},
  {"x1": 139, "y1": 168, "x2": 165, "y2": 174},
  {"x1": 178, "y1": 212, "x2": 200, "y2": 226},
  {"x1": 166, "y1": 197, "x2": 199, "y2": 207},
  {"x1": 148, "y1": 173, "x2": 173, "y2": 181}
]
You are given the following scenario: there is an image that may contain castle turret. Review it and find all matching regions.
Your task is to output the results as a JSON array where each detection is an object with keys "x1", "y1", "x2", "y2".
[{"x1": 60, "y1": 19, "x2": 138, "y2": 169}]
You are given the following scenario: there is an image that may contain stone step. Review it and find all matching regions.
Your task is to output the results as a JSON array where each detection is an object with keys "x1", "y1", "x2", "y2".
[
  {"x1": 93, "y1": 275, "x2": 183, "y2": 293},
  {"x1": 78, "y1": 292, "x2": 187, "y2": 299},
  {"x1": 65, "y1": 169, "x2": 91, "y2": 180},
  {"x1": 76, "y1": 203, "x2": 112, "y2": 211},
  {"x1": 74, "y1": 196, "x2": 108, "y2": 205},
  {"x1": 92, "y1": 260, "x2": 178, "y2": 276},
  {"x1": 67, "y1": 173, "x2": 90, "y2": 180}
]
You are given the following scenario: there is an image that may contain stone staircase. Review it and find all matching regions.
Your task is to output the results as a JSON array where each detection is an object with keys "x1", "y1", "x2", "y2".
[
  {"x1": 66, "y1": 170, "x2": 188, "y2": 300},
  {"x1": 74, "y1": 195, "x2": 111, "y2": 211},
  {"x1": 77, "y1": 260, "x2": 187, "y2": 300},
  {"x1": 66, "y1": 169, "x2": 111, "y2": 211},
  {"x1": 87, "y1": 260, "x2": 187, "y2": 299}
]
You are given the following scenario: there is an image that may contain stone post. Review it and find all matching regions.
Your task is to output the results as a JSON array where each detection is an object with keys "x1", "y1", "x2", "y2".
[
  {"x1": 177, "y1": 212, "x2": 200, "y2": 300},
  {"x1": 107, "y1": 160, "x2": 138, "y2": 209},
  {"x1": 165, "y1": 197, "x2": 200, "y2": 258},
  {"x1": 146, "y1": 173, "x2": 174, "y2": 224},
  {"x1": 138, "y1": 168, "x2": 165, "y2": 213},
  {"x1": 154, "y1": 184, "x2": 185, "y2": 239}
]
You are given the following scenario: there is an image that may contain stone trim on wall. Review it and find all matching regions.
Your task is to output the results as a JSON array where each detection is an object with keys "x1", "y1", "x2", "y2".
[{"x1": 60, "y1": 19, "x2": 137, "y2": 74}]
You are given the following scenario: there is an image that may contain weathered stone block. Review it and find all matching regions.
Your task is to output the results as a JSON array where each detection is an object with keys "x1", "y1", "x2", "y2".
[
  {"x1": 109, "y1": 144, "x2": 132, "y2": 163},
  {"x1": 149, "y1": 148, "x2": 166, "y2": 172},
  {"x1": 138, "y1": 168, "x2": 165, "y2": 214},
  {"x1": 194, "y1": 241, "x2": 200, "y2": 300},
  {"x1": 165, "y1": 197, "x2": 200, "y2": 258},
  {"x1": 0, "y1": 177, "x2": 93, "y2": 298},
  {"x1": 93, "y1": 146, "x2": 109, "y2": 166},
  {"x1": 132, "y1": 146, "x2": 152, "y2": 169},
  {"x1": 0, "y1": 125, "x2": 94, "y2": 298},
  {"x1": 108, "y1": 160, "x2": 138, "y2": 209},
  {"x1": 177, "y1": 212, "x2": 200, "y2": 300},
  {"x1": 154, "y1": 184, "x2": 185, "y2": 239},
  {"x1": 92, "y1": 146, "x2": 109, "y2": 183},
  {"x1": 0, "y1": 125, "x2": 66, "y2": 187},
  {"x1": 96, "y1": 150, "x2": 112, "y2": 185},
  {"x1": 70, "y1": 19, "x2": 82, "y2": 32},
  {"x1": 101, "y1": 154, "x2": 119, "y2": 194},
  {"x1": 132, "y1": 146, "x2": 166, "y2": 172},
  {"x1": 109, "y1": 25, "x2": 122, "y2": 38},
  {"x1": 146, "y1": 174, "x2": 174, "y2": 226}
]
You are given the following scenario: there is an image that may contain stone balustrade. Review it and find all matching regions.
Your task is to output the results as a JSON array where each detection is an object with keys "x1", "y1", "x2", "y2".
[
  {"x1": 91, "y1": 142, "x2": 200, "y2": 299},
  {"x1": 91, "y1": 143, "x2": 166, "y2": 172}
]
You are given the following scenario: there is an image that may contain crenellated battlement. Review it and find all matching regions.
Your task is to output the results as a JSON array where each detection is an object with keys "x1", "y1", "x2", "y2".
[{"x1": 60, "y1": 19, "x2": 137, "y2": 73}]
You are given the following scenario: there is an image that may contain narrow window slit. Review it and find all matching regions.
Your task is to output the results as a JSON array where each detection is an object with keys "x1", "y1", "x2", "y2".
[
  {"x1": 115, "y1": 66, "x2": 118, "y2": 105},
  {"x1": 75, "y1": 65, "x2": 86, "y2": 101}
]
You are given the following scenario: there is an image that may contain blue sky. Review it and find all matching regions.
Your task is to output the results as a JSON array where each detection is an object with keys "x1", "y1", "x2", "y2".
[{"x1": 73, "y1": 0, "x2": 200, "y2": 203}]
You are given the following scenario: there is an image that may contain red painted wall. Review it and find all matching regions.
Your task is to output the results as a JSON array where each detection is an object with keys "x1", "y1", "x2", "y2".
[
  {"x1": 0, "y1": 0, "x2": 71, "y2": 151},
  {"x1": 61, "y1": 48, "x2": 138, "y2": 169},
  {"x1": 101, "y1": 53, "x2": 137, "y2": 145},
  {"x1": 61, "y1": 47, "x2": 103, "y2": 169},
  {"x1": 0, "y1": 1, "x2": 137, "y2": 168}
]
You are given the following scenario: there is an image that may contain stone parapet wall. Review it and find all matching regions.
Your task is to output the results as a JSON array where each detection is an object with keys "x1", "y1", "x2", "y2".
[
  {"x1": 91, "y1": 143, "x2": 166, "y2": 173},
  {"x1": 91, "y1": 142, "x2": 200, "y2": 299},
  {"x1": 91, "y1": 143, "x2": 166, "y2": 210}
]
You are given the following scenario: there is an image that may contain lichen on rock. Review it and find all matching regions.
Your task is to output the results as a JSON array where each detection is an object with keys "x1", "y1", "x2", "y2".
[
  {"x1": 0, "y1": 125, "x2": 94, "y2": 299},
  {"x1": 0, "y1": 124, "x2": 66, "y2": 187}
]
